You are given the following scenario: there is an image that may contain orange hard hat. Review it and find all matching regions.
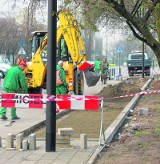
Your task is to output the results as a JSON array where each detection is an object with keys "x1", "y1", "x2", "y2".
[{"x1": 18, "y1": 59, "x2": 27, "y2": 67}]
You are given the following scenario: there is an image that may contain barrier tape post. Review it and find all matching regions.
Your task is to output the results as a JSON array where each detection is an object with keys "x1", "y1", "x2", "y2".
[{"x1": 98, "y1": 98, "x2": 107, "y2": 153}]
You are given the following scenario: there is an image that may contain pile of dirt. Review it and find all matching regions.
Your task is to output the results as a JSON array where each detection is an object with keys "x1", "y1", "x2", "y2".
[
  {"x1": 97, "y1": 77, "x2": 150, "y2": 110},
  {"x1": 95, "y1": 76, "x2": 160, "y2": 164},
  {"x1": 98, "y1": 77, "x2": 149, "y2": 98}
]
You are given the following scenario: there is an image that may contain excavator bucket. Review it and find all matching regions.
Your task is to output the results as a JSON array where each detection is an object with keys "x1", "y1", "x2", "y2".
[
  {"x1": 84, "y1": 70, "x2": 100, "y2": 87},
  {"x1": 79, "y1": 62, "x2": 100, "y2": 87}
]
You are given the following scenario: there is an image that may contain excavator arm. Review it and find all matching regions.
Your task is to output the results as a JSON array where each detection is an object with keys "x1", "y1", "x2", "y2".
[
  {"x1": 57, "y1": 10, "x2": 87, "y2": 66},
  {"x1": 25, "y1": 9, "x2": 99, "y2": 94},
  {"x1": 32, "y1": 10, "x2": 86, "y2": 66}
]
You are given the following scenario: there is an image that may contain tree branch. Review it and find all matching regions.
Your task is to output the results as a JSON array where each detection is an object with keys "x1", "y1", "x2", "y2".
[
  {"x1": 126, "y1": 20, "x2": 147, "y2": 43},
  {"x1": 119, "y1": 0, "x2": 125, "y2": 7},
  {"x1": 144, "y1": 0, "x2": 159, "y2": 21},
  {"x1": 103, "y1": 0, "x2": 130, "y2": 19}
]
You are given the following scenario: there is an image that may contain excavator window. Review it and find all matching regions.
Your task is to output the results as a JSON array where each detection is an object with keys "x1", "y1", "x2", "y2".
[
  {"x1": 41, "y1": 46, "x2": 47, "y2": 65},
  {"x1": 60, "y1": 37, "x2": 69, "y2": 61},
  {"x1": 31, "y1": 31, "x2": 47, "y2": 55},
  {"x1": 30, "y1": 31, "x2": 48, "y2": 65},
  {"x1": 57, "y1": 36, "x2": 73, "y2": 64}
]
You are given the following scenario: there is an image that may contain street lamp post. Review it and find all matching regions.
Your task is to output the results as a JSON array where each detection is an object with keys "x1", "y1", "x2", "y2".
[
  {"x1": 142, "y1": 41, "x2": 145, "y2": 78},
  {"x1": 46, "y1": 0, "x2": 57, "y2": 152},
  {"x1": 141, "y1": 2, "x2": 145, "y2": 78}
]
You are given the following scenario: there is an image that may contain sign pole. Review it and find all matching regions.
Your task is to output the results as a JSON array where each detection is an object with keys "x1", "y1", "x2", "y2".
[
  {"x1": 118, "y1": 54, "x2": 121, "y2": 76},
  {"x1": 116, "y1": 47, "x2": 123, "y2": 76},
  {"x1": 46, "y1": 0, "x2": 57, "y2": 152}
]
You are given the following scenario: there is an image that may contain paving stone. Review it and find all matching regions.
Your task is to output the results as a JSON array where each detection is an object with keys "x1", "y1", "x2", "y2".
[
  {"x1": 80, "y1": 134, "x2": 87, "y2": 149},
  {"x1": 22, "y1": 140, "x2": 28, "y2": 150},
  {"x1": 58, "y1": 128, "x2": 73, "y2": 136},
  {"x1": 6, "y1": 133, "x2": 14, "y2": 148},
  {"x1": 29, "y1": 134, "x2": 36, "y2": 150},
  {"x1": 16, "y1": 133, "x2": 23, "y2": 150}
]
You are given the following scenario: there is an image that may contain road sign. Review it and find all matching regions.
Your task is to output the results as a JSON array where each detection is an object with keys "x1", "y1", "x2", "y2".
[
  {"x1": 18, "y1": 46, "x2": 26, "y2": 55},
  {"x1": 116, "y1": 47, "x2": 123, "y2": 54}
]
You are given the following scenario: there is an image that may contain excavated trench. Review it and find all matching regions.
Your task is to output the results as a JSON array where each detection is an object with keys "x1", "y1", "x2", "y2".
[{"x1": 35, "y1": 77, "x2": 150, "y2": 139}]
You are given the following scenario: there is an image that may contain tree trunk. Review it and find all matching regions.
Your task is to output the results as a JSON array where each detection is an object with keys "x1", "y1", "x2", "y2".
[
  {"x1": 150, "y1": 44, "x2": 160, "y2": 66},
  {"x1": 84, "y1": 30, "x2": 94, "y2": 60},
  {"x1": 155, "y1": 3, "x2": 160, "y2": 41}
]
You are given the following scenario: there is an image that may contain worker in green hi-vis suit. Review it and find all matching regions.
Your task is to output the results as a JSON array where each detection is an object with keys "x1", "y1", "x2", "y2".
[
  {"x1": 0, "y1": 59, "x2": 28, "y2": 120},
  {"x1": 56, "y1": 60, "x2": 68, "y2": 94},
  {"x1": 61, "y1": 37, "x2": 68, "y2": 61},
  {"x1": 94, "y1": 58, "x2": 101, "y2": 75}
]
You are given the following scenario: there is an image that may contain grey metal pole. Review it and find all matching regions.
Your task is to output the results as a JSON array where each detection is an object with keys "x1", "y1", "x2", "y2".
[
  {"x1": 153, "y1": 58, "x2": 154, "y2": 70},
  {"x1": 142, "y1": 3, "x2": 145, "y2": 78},
  {"x1": 118, "y1": 54, "x2": 121, "y2": 76},
  {"x1": 46, "y1": 0, "x2": 57, "y2": 152},
  {"x1": 142, "y1": 41, "x2": 145, "y2": 78}
]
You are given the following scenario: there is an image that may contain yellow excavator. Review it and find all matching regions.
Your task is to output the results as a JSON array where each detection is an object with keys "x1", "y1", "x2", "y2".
[{"x1": 25, "y1": 10, "x2": 99, "y2": 94}]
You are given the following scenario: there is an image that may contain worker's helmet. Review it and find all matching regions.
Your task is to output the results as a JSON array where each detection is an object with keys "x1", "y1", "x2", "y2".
[{"x1": 18, "y1": 59, "x2": 27, "y2": 67}]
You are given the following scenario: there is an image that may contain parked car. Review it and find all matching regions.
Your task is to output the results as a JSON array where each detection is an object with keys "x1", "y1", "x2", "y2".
[{"x1": 0, "y1": 60, "x2": 11, "y2": 78}]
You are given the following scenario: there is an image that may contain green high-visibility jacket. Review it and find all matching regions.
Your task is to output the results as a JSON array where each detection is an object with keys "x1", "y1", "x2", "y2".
[
  {"x1": 56, "y1": 65, "x2": 68, "y2": 87},
  {"x1": 94, "y1": 60, "x2": 101, "y2": 71},
  {"x1": 56, "y1": 64, "x2": 68, "y2": 94},
  {"x1": 3, "y1": 66, "x2": 28, "y2": 93}
]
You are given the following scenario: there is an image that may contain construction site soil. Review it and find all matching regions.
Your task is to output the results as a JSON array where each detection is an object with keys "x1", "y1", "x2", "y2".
[
  {"x1": 94, "y1": 76, "x2": 160, "y2": 164},
  {"x1": 36, "y1": 77, "x2": 149, "y2": 138},
  {"x1": 35, "y1": 76, "x2": 160, "y2": 163}
]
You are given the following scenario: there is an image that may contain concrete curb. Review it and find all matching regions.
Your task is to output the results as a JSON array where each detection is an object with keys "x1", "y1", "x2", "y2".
[
  {"x1": 17, "y1": 110, "x2": 71, "y2": 137},
  {"x1": 86, "y1": 76, "x2": 154, "y2": 164}
]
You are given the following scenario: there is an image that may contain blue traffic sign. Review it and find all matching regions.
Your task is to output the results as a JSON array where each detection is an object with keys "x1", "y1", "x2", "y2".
[
  {"x1": 18, "y1": 46, "x2": 26, "y2": 55},
  {"x1": 116, "y1": 47, "x2": 123, "y2": 54}
]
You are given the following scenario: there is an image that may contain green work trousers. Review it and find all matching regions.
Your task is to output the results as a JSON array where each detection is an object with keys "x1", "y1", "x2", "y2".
[
  {"x1": 56, "y1": 85, "x2": 67, "y2": 95},
  {"x1": 0, "y1": 88, "x2": 17, "y2": 119}
]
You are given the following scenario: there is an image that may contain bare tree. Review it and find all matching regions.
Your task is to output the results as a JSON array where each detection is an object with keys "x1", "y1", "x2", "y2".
[
  {"x1": 0, "y1": 14, "x2": 46, "y2": 65},
  {"x1": 0, "y1": 17, "x2": 22, "y2": 64}
]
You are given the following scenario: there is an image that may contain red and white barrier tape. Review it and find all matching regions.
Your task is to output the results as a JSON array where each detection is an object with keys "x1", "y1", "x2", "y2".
[
  {"x1": 105, "y1": 89, "x2": 160, "y2": 100},
  {"x1": 0, "y1": 94, "x2": 100, "y2": 110},
  {"x1": 0, "y1": 89, "x2": 159, "y2": 109}
]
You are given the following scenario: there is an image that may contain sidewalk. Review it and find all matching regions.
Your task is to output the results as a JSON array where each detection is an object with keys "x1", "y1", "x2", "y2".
[
  {"x1": 0, "y1": 79, "x2": 122, "y2": 164},
  {"x1": 0, "y1": 138, "x2": 98, "y2": 164},
  {"x1": 0, "y1": 108, "x2": 100, "y2": 164}
]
